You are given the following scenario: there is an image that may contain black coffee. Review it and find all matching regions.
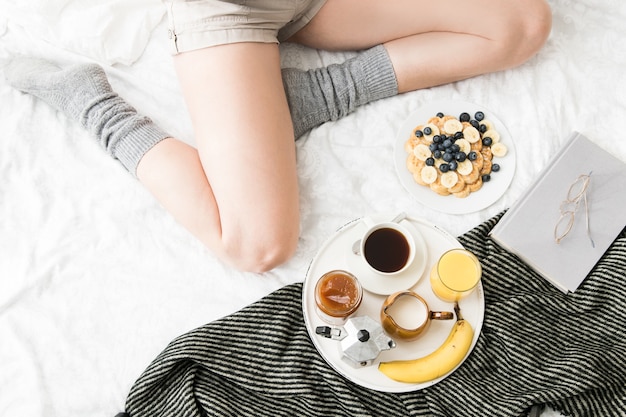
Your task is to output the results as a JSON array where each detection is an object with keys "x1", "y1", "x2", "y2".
[{"x1": 364, "y1": 228, "x2": 410, "y2": 273}]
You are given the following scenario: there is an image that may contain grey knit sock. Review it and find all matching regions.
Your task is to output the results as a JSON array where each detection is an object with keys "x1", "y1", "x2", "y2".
[
  {"x1": 282, "y1": 45, "x2": 398, "y2": 139},
  {"x1": 4, "y1": 58, "x2": 169, "y2": 175}
]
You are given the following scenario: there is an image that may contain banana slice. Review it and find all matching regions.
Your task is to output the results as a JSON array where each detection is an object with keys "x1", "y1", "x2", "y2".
[
  {"x1": 448, "y1": 175, "x2": 467, "y2": 193},
  {"x1": 456, "y1": 159, "x2": 473, "y2": 176},
  {"x1": 440, "y1": 171, "x2": 459, "y2": 188},
  {"x1": 413, "y1": 143, "x2": 432, "y2": 161},
  {"x1": 480, "y1": 119, "x2": 494, "y2": 131},
  {"x1": 422, "y1": 123, "x2": 440, "y2": 143},
  {"x1": 491, "y1": 142, "x2": 508, "y2": 157},
  {"x1": 420, "y1": 166, "x2": 438, "y2": 184},
  {"x1": 463, "y1": 126, "x2": 481, "y2": 143},
  {"x1": 443, "y1": 118, "x2": 463, "y2": 135},
  {"x1": 456, "y1": 139, "x2": 471, "y2": 154},
  {"x1": 482, "y1": 129, "x2": 500, "y2": 144}
]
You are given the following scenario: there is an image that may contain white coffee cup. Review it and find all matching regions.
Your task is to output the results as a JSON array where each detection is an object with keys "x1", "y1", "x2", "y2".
[{"x1": 355, "y1": 216, "x2": 416, "y2": 275}]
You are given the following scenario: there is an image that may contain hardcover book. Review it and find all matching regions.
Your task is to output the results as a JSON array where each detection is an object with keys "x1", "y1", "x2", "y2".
[{"x1": 489, "y1": 131, "x2": 626, "y2": 293}]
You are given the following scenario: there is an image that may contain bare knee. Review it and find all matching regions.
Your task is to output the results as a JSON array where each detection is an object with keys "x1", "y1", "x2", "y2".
[
  {"x1": 500, "y1": 0, "x2": 553, "y2": 67},
  {"x1": 220, "y1": 224, "x2": 299, "y2": 274},
  {"x1": 517, "y1": 0, "x2": 552, "y2": 61}
]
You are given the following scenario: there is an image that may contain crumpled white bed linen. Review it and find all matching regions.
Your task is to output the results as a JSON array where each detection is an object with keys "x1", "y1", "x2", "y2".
[
  {"x1": 1, "y1": 0, "x2": 625, "y2": 416},
  {"x1": 0, "y1": 0, "x2": 164, "y2": 65}
]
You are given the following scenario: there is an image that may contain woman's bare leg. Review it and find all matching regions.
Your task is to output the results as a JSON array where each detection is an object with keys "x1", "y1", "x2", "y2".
[
  {"x1": 9, "y1": 0, "x2": 550, "y2": 274},
  {"x1": 135, "y1": 0, "x2": 551, "y2": 272},
  {"x1": 4, "y1": 50, "x2": 298, "y2": 273},
  {"x1": 137, "y1": 43, "x2": 299, "y2": 273},
  {"x1": 289, "y1": 0, "x2": 552, "y2": 92}
]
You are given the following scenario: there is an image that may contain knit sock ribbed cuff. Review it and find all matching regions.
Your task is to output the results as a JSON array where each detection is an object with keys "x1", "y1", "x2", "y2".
[
  {"x1": 113, "y1": 122, "x2": 170, "y2": 177},
  {"x1": 357, "y1": 45, "x2": 399, "y2": 104}
]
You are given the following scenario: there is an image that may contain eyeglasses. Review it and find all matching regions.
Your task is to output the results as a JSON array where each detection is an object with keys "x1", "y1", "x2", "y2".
[{"x1": 554, "y1": 172, "x2": 595, "y2": 247}]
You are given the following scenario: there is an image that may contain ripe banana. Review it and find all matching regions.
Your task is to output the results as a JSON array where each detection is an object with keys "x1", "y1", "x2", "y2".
[{"x1": 378, "y1": 316, "x2": 474, "y2": 384}]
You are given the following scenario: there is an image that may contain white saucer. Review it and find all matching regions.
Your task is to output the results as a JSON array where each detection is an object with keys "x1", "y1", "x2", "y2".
[{"x1": 345, "y1": 218, "x2": 428, "y2": 295}]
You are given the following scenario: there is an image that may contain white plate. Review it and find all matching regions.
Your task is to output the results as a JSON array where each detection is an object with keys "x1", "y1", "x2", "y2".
[
  {"x1": 394, "y1": 99, "x2": 516, "y2": 214},
  {"x1": 302, "y1": 214, "x2": 485, "y2": 393},
  {"x1": 345, "y1": 217, "x2": 428, "y2": 295}
]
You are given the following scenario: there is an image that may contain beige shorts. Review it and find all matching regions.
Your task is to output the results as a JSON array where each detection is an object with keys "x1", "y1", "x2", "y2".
[{"x1": 165, "y1": 0, "x2": 327, "y2": 54}]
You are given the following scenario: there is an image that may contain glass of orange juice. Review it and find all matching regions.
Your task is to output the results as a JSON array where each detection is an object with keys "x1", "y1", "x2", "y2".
[{"x1": 430, "y1": 248, "x2": 481, "y2": 302}]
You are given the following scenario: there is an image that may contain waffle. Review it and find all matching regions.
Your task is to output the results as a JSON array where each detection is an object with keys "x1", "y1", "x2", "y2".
[{"x1": 404, "y1": 112, "x2": 507, "y2": 198}]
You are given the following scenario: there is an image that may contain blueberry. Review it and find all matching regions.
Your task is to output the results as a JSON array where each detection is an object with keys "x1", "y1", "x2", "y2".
[
  {"x1": 429, "y1": 143, "x2": 438, "y2": 152},
  {"x1": 455, "y1": 152, "x2": 467, "y2": 162},
  {"x1": 433, "y1": 150, "x2": 442, "y2": 159},
  {"x1": 438, "y1": 143, "x2": 446, "y2": 151},
  {"x1": 423, "y1": 126, "x2": 432, "y2": 135},
  {"x1": 482, "y1": 137, "x2": 493, "y2": 146},
  {"x1": 436, "y1": 112, "x2": 444, "y2": 118},
  {"x1": 492, "y1": 163, "x2": 501, "y2": 172},
  {"x1": 432, "y1": 135, "x2": 442, "y2": 144},
  {"x1": 449, "y1": 160, "x2": 458, "y2": 171},
  {"x1": 459, "y1": 112, "x2": 470, "y2": 122},
  {"x1": 482, "y1": 174, "x2": 491, "y2": 182},
  {"x1": 454, "y1": 131, "x2": 464, "y2": 140},
  {"x1": 475, "y1": 111, "x2": 485, "y2": 121},
  {"x1": 450, "y1": 144, "x2": 460, "y2": 153},
  {"x1": 468, "y1": 151, "x2": 478, "y2": 161},
  {"x1": 425, "y1": 157, "x2": 435, "y2": 166},
  {"x1": 443, "y1": 152, "x2": 454, "y2": 162},
  {"x1": 442, "y1": 139, "x2": 453, "y2": 149},
  {"x1": 479, "y1": 124, "x2": 487, "y2": 133},
  {"x1": 470, "y1": 120, "x2": 480, "y2": 129},
  {"x1": 440, "y1": 163, "x2": 450, "y2": 173},
  {"x1": 415, "y1": 130, "x2": 423, "y2": 137}
]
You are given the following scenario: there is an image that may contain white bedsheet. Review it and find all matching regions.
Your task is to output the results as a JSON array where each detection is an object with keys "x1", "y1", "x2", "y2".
[{"x1": 1, "y1": 1, "x2": 625, "y2": 416}]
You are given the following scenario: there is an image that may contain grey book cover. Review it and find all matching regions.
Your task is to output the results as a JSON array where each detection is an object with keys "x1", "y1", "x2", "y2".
[{"x1": 489, "y1": 131, "x2": 626, "y2": 292}]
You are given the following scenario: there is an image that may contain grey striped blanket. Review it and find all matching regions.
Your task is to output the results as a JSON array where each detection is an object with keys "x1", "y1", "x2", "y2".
[{"x1": 120, "y1": 214, "x2": 626, "y2": 417}]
